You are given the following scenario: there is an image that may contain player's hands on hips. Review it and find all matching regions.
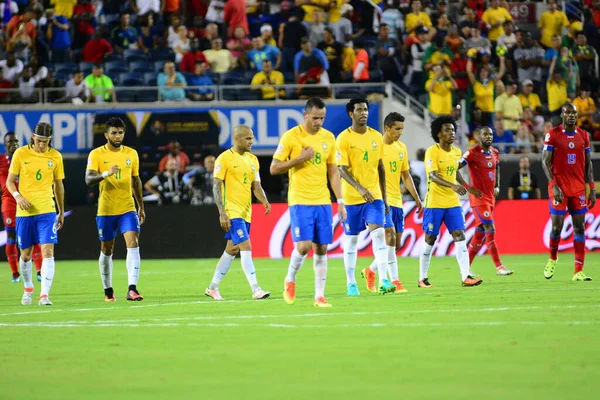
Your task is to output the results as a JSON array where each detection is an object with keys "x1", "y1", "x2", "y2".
[
  {"x1": 15, "y1": 194, "x2": 32, "y2": 210},
  {"x1": 138, "y1": 207, "x2": 146, "y2": 225},
  {"x1": 452, "y1": 184, "x2": 467, "y2": 196},
  {"x1": 338, "y1": 203, "x2": 347, "y2": 223},
  {"x1": 552, "y1": 184, "x2": 564, "y2": 205},
  {"x1": 263, "y1": 202, "x2": 271, "y2": 214},
  {"x1": 297, "y1": 146, "x2": 315, "y2": 163},
  {"x1": 494, "y1": 187, "x2": 500, "y2": 198},
  {"x1": 56, "y1": 212, "x2": 64, "y2": 230},
  {"x1": 107, "y1": 165, "x2": 120, "y2": 177},
  {"x1": 359, "y1": 186, "x2": 375, "y2": 202},
  {"x1": 468, "y1": 187, "x2": 484, "y2": 198},
  {"x1": 219, "y1": 212, "x2": 230, "y2": 231}
]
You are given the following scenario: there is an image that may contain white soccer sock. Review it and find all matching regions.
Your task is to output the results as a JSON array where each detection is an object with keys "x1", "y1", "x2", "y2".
[
  {"x1": 387, "y1": 245, "x2": 399, "y2": 282},
  {"x1": 99, "y1": 252, "x2": 113, "y2": 289},
  {"x1": 455, "y1": 240, "x2": 470, "y2": 281},
  {"x1": 419, "y1": 242, "x2": 434, "y2": 281},
  {"x1": 314, "y1": 254, "x2": 327, "y2": 299},
  {"x1": 40, "y1": 257, "x2": 55, "y2": 297},
  {"x1": 20, "y1": 258, "x2": 34, "y2": 290},
  {"x1": 285, "y1": 248, "x2": 307, "y2": 283},
  {"x1": 240, "y1": 250, "x2": 259, "y2": 291},
  {"x1": 370, "y1": 228, "x2": 388, "y2": 284},
  {"x1": 209, "y1": 251, "x2": 236, "y2": 289},
  {"x1": 343, "y1": 235, "x2": 359, "y2": 285},
  {"x1": 126, "y1": 247, "x2": 141, "y2": 286},
  {"x1": 368, "y1": 259, "x2": 377, "y2": 273}
]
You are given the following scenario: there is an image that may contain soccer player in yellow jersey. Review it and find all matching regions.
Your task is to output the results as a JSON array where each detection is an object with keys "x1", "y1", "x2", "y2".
[
  {"x1": 337, "y1": 98, "x2": 396, "y2": 296},
  {"x1": 361, "y1": 113, "x2": 423, "y2": 294},
  {"x1": 205, "y1": 125, "x2": 271, "y2": 301},
  {"x1": 6, "y1": 123, "x2": 65, "y2": 306},
  {"x1": 271, "y1": 97, "x2": 346, "y2": 308},
  {"x1": 85, "y1": 117, "x2": 146, "y2": 302},
  {"x1": 419, "y1": 115, "x2": 483, "y2": 288}
]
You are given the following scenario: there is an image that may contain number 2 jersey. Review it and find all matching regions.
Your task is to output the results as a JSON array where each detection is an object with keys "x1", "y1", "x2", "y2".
[
  {"x1": 424, "y1": 144, "x2": 462, "y2": 209},
  {"x1": 543, "y1": 124, "x2": 591, "y2": 197},
  {"x1": 460, "y1": 144, "x2": 500, "y2": 207}
]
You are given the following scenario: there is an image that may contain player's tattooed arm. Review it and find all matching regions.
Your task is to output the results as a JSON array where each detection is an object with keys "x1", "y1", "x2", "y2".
[
  {"x1": 338, "y1": 166, "x2": 375, "y2": 202},
  {"x1": 585, "y1": 152, "x2": 596, "y2": 209},
  {"x1": 377, "y1": 160, "x2": 389, "y2": 214},
  {"x1": 85, "y1": 165, "x2": 120, "y2": 186},
  {"x1": 429, "y1": 171, "x2": 467, "y2": 196},
  {"x1": 131, "y1": 176, "x2": 146, "y2": 224},
  {"x1": 213, "y1": 178, "x2": 230, "y2": 231},
  {"x1": 542, "y1": 147, "x2": 563, "y2": 203},
  {"x1": 252, "y1": 181, "x2": 271, "y2": 214},
  {"x1": 327, "y1": 163, "x2": 347, "y2": 222},
  {"x1": 54, "y1": 179, "x2": 65, "y2": 230}
]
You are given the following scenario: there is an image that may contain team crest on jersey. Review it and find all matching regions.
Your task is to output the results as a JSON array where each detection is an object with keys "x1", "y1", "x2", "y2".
[
  {"x1": 294, "y1": 227, "x2": 300, "y2": 237},
  {"x1": 372, "y1": 141, "x2": 377, "y2": 149},
  {"x1": 322, "y1": 143, "x2": 328, "y2": 150},
  {"x1": 237, "y1": 229, "x2": 244, "y2": 238},
  {"x1": 5, "y1": 217, "x2": 11, "y2": 224},
  {"x1": 487, "y1": 161, "x2": 493, "y2": 168},
  {"x1": 47, "y1": 160, "x2": 53, "y2": 167},
  {"x1": 126, "y1": 159, "x2": 132, "y2": 166},
  {"x1": 580, "y1": 195, "x2": 587, "y2": 207},
  {"x1": 484, "y1": 211, "x2": 490, "y2": 218},
  {"x1": 251, "y1": 164, "x2": 256, "y2": 171},
  {"x1": 569, "y1": 142, "x2": 575, "y2": 149},
  {"x1": 399, "y1": 152, "x2": 404, "y2": 159},
  {"x1": 215, "y1": 164, "x2": 222, "y2": 173}
]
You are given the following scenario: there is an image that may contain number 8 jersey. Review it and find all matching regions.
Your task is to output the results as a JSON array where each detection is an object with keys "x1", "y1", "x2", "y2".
[{"x1": 543, "y1": 125, "x2": 591, "y2": 197}]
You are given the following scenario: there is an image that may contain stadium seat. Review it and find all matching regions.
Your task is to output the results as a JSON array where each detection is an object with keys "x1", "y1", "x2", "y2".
[
  {"x1": 154, "y1": 60, "x2": 167, "y2": 72},
  {"x1": 221, "y1": 71, "x2": 244, "y2": 85},
  {"x1": 369, "y1": 70, "x2": 383, "y2": 82},
  {"x1": 124, "y1": 49, "x2": 149, "y2": 62},
  {"x1": 54, "y1": 63, "x2": 78, "y2": 75},
  {"x1": 129, "y1": 61, "x2": 154, "y2": 73},
  {"x1": 117, "y1": 89, "x2": 138, "y2": 102},
  {"x1": 79, "y1": 62, "x2": 95, "y2": 76},
  {"x1": 180, "y1": 71, "x2": 194, "y2": 83},
  {"x1": 55, "y1": 71, "x2": 71, "y2": 84},
  {"x1": 119, "y1": 72, "x2": 144, "y2": 86},
  {"x1": 105, "y1": 60, "x2": 129, "y2": 74},
  {"x1": 104, "y1": 13, "x2": 120, "y2": 27},
  {"x1": 336, "y1": 87, "x2": 361, "y2": 99},
  {"x1": 222, "y1": 90, "x2": 238, "y2": 100},
  {"x1": 105, "y1": 72, "x2": 120, "y2": 85},
  {"x1": 143, "y1": 72, "x2": 157, "y2": 86},
  {"x1": 283, "y1": 71, "x2": 295, "y2": 83},
  {"x1": 150, "y1": 49, "x2": 176, "y2": 62},
  {"x1": 242, "y1": 70, "x2": 256, "y2": 84},
  {"x1": 104, "y1": 52, "x2": 124, "y2": 62},
  {"x1": 238, "y1": 91, "x2": 262, "y2": 101}
]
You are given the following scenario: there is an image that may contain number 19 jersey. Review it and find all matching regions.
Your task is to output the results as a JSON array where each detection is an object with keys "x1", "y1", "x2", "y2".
[{"x1": 424, "y1": 144, "x2": 462, "y2": 209}]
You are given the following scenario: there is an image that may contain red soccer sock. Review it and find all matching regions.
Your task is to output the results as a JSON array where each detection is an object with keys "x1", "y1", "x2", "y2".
[
  {"x1": 468, "y1": 229, "x2": 485, "y2": 265},
  {"x1": 485, "y1": 231, "x2": 503, "y2": 268},
  {"x1": 574, "y1": 234, "x2": 586, "y2": 274},
  {"x1": 549, "y1": 234, "x2": 561, "y2": 261},
  {"x1": 6, "y1": 243, "x2": 19, "y2": 275},
  {"x1": 32, "y1": 244, "x2": 43, "y2": 273}
]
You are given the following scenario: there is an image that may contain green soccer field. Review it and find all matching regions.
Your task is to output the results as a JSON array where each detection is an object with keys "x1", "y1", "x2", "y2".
[{"x1": 0, "y1": 254, "x2": 598, "y2": 400}]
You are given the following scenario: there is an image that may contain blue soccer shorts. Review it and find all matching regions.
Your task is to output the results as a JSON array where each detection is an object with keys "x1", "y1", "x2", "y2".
[
  {"x1": 343, "y1": 199, "x2": 385, "y2": 235},
  {"x1": 384, "y1": 206, "x2": 405, "y2": 233},
  {"x1": 423, "y1": 206, "x2": 465, "y2": 236},
  {"x1": 16, "y1": 212, "x2": 58, "y2": 249},
  {"x1": 224, "y1": 218, "x2": 251, "y2": 245},
  {"x1": 96, "y1": 211, "x2": 141, "y2": 242},
  {"x1": 289, "y1": 204, "x2": 333, "y2": 245}
]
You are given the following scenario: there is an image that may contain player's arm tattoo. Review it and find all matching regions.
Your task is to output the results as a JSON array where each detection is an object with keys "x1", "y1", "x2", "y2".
[
  {"x1": 252, "y1": 181, "x2": 269, "y2": 205},
  {"x1": 54, "y1": 179, "x2": 65, "y2": 214},
  {"x1": 541, "y1": 148, "x2": 555, "y2": 182},
  {"x1": 338, "y1": 166, "x2": 365, "y2": 192},
  {"x1": 85, "y1": 169, "x2": 104, "y2": 186},
  {"x1": 327, "y1": 163, "x2": 343, "y2": 201},
  {"x1": 401, "y1": 170, "x2": 421, "y2": 203},
  {"x1": 213, "y1": 178, "x2": 226, "y2": 215},
  {"x1": 131, "y1": 176, "x2": 144, "y2": 208},
  {"x1": 495, "y1": 164, "x2": 500, "y2": 189},
  {"x1": 377, "y1": 159, "x2": 387, "y2": 203},
  {"x1": 585, "y1": 152, "x2": 594, "y2": 184}
]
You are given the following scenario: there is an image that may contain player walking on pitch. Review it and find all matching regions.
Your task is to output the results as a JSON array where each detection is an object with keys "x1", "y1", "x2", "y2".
[
  {"x1": 205, "y1": 125, "x2": 271, "y2": 300},
  {"x1": 542, "y1": 103, "x2": 596, "y2": 281},
  {"x1": 85, "y1": 117, "x2": 146, "y2": 302},
  {"x1": 337, "y1": 98, "x2": 396, "y2": 296},
  {"x1": 419, "y1": 115, "x2": 483, "y2": 288},
  {"x1": 361, "y1": 112, "x2": 422, "y2": 294},
  {"x1": 459, "y1": 126, "x2": 514, "y2": 276},
  {"x1": 6, "y1": 123, "x2": 65, "y2": 306},
  {"x1": 0, "y1": 132, "x2": 43, "y2": 282},
  {"x1": 271, "y1": 97, "x2": 346, "y2": 308}
]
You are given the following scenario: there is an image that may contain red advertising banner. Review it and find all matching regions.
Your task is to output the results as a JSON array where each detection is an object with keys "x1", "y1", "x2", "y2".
[{"x1": 251, "y1": 201, "x2": 600, "y2": 258}]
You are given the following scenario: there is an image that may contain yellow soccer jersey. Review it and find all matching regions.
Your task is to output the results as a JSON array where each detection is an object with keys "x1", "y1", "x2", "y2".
[
  {"x1": 273, "y1": 124, "x2": 336, "y2": 206},
  {"x1": 482, "y1": 7, "x2": 512, "y2": 41},
  {"x1": 9, "y1": 145, "x2": 65, "y2": 217},
  {"x1": 383, "y1": 141, "x2": 410, "y2": 208},
  {"x1": 424, "y1": 144, "x2": 461, "y2": 209},
  {"x1": 214, "y1": 149, "x2": 260, "y2": 222},
  {"x1": 87, "y1": 145, "x2": 139, "y2": 216},
  {"x1": 336, "y1": 127, "x2": 384, "y2": 205}
]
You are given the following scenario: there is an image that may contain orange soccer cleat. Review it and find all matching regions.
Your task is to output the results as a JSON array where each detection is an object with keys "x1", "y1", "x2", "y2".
[{"x1": 283, "y1": 281, "x2": 296, "y2": 305}]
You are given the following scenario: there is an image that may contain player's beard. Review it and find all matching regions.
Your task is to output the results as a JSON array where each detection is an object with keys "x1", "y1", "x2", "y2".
[{"x1": 108, "y1": 139, "x2": 122, "y2": 148}]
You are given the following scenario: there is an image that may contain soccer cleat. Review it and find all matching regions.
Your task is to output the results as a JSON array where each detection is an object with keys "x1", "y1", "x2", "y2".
[
  {"x1": 204, "y1": 287, "x2": 224, "y2": 301},
  {"x1": 21, "y1": 291, "x2": 33, "y2": 305},
  {"x1": 544, "y1": 259, "x2": 557, "y2": 280},
  {"x1": 462, "y1": 276, "x2": 483, "y2": 287},
  {"x1": 37, "y1": 272, "x2": 42, "y2": 282},
  {"x1": 391, "y1": 280, "x2": 408, "y2": 293},
  {"x1": 496, "y1": 266, "x2": 514, "y2": 276},
  {"x1": 360, "y1": 267, "x2": 377, "y2": 293},
  {"x1": 10, "y1": 276, "x2": 21, "y2": 283},
  {"x1": 127, "y1": 289, "x2": 144, "y2": 301},
  {"x1": 572, "y1": 272, "x2": 592, "y2": 281},
  {"x1": 418, "y1": 278, "x2": 434, "y2": 288},
  {"x1": 38, "y1": 295, "x2": 53, "y2": 306},
  {"x1": 346, "y1": 283, "x2": 360, "y2": 296},
  {"x1": 252, "y1": 288, "x2": 271, "y2": 299},
  {"x1": 313, "y1": 297, "x2": 332, "y2": 308},
  {"x1": 379, "y1": 279, "x2": 397, "y2": 294},
  {"x1": 283, "y1": 281, "x2": 296, "y2": 305},
  {"x1": 104, "y1": 295, "x2": 116, "y2": 302},
  {"x1": 468, "y1": 270, "x2": 480, "y2": 277}
]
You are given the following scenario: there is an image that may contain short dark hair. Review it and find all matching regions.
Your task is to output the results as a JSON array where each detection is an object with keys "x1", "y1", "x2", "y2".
[
  {"x1": 4, "y1": 131, "x2": 16, "y2": 139},
  {"x1": 346, "y1": 98, "x2": 369, "y2": 117},
  {"x1": 106, "y1": 117, "x2": 126, "y2": 131},
  {"x1": 30, "y1": 123, "x2": 52, "y2": 146},
  {"x1": 305, "y1": 97, "x2": 326, "y2": 112},
  {"x1": 576, "y1": 31, "x2": 586, "y2": 38},
  {"x1": 430, "y1": 115, "x2": 456, "y2": 143},
  {"x1": 324, "y1": 27, "x2": 334, "y2": 35},
  {"x1": 73, "y1": 69, "x2": 83, "y2": 75},
  {"x1": 384, "y1": 112, "x2": 405, "y2": 127},
  {"x1": 416, "y1": 148, "x2": 426, "y2": 161}
]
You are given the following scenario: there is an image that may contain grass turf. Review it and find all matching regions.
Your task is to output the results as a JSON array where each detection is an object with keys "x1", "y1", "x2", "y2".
[{"x1": 0, "y1": 254, "x2": 598, "y2": 400}]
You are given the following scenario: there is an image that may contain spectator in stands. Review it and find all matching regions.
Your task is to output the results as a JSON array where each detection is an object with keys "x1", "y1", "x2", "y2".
[
  {"x1": 538, "y1": 0, "x2": 569, "y2": 49},
  {"x1": 227, "y1": 25, "x2": 252, "y2": 68},
  {"x1": 199, "y1": 22, "x2": 219, "y2": 51},
  {"x1": 508, "y1": 156, "x2": 541, "y2": 200},
  {"x1": 467, "y1": 56, "x2": 505, "y2": 126},
  {"x1": 82, "y1": 30, "x2": 113, "y2": 64},
  {"x1": 450, "y1": 44, "x2": 468, "y2": 96},
  {"x1": 171, "y1": 25, "x2": 191, "y2": 63},
  {"x1": 166, "y1": 14, "x2": 182, "y2": 49},
  {"x1": 0, "y1": 1, "x2": 19, "y2": 25},
  {"x1": 0, "y1": 51, "x2": 23, "y2": 83},
  {"x1": 159, "y1": 141, "x2": 190, "y2": 173},
  {"x1": 6, "y1": 22, "x2": 32, "y2": 63},
  {"x1": 547, "y1": 56, "x2": 570, "y2": 120},
  {"x1": 16, "y1": 64, "x2": 38, "y2": 103},
  {"x1": 251, "y1": 59, "x2": 285, "y2": 100},
  {"x1": 426, "y1": 64, "x2": 457, "y2": 116},
  {"x1": 464, "y1": 25, "x2": 491, "y2": 52},
  {"x1": 430, "y1": 0, "x2": 449, "y2": 26},
  {"x1": 497, "y1": 21, "x2": 517, "y2": 51},
  {"x1": 468, "y1": 107, "x2": 485, "y2": 133},
  {"x1": 317, "y1": 28, "x2": 343, "y2": 83},
  {"x1": 294, "y1": 37, "x2": 329, "y2": 83},
  {"x1": 137, "y1": 12, "x2": 160, "y2": 54},
  {"x1": 72, "y1": 0, "x2": 96, "y2": 50},
  {"x1": 180, "y1": 37, "x2": 209, "y2": 73},
  {"x1": 331, "y1": 3, "x2": 356, "y2": 46},
  {"x1": 406, "y1": 26, "x2": 430, "y2": 96},
  {"x1": 573, "y1": 86, "x2": 596, "y2": 129},
  {"x1": 205, "y1": 0, "x2": 225, "y2": 31},
  {"x1": 184, "y1": 155, "x2": 216, "y2": 205},
  {"x1": 513, "y1": 32, "x2": 544, "y2": 86},
  {"x1": 492, "y1": 119, "x2": 515, "y2": 154},
  {"x1": 544, "y1": 34, "x2": 562, "y2": 67},
  {"x1": 518, "y1": 79, "x2": 542, "y2": 110},
  {"x1": 224, "y1": 0, "x2": 248, "y2": 37},
  {"x1": 405, "y1": 0, "x2": 433, "y2": 36},
  {"x1": 381, "y1": 0, "x2": 404, "y2": 40},
  {"x1": 188, "y1": 60, "x2": 215, "y2": 101},
  {"x1": 298, "y1": 0, "x2": 330, "y2": 26},
  {"x1": 260, "y1": 24, "x2": 277, "y2": 47},
  {"x1": 481, "y1": 0, "x2": 512, "y2": 44},
  {"x1": 158, "y1": 61, "x2": 188, "y2": 101},
  {"x1": 494, "y1": 80, "x2": 522, "y2": 136},
  {"x1": 204, "y1": 38, "x2": 235, "y2": 73},
  {"x1": 572, "y1": 32, "x2": 597, "y2": 87},
  {"x1": 434, "y1": 13, "x2": 451, "y2": 43},
  {"x1": 458, "y1": 8, "x2": 477, "y2": 39},
  {"x1": 130, "y1": 0, "x2": 161, "y2": 16},
  {"x1": 423, "y1": 35, "x2": 453, "y2": 79},
  {"x1": 247, "y1": 36, "x2": 281, "y2": 71},
  {"x1": 145, "y1": 159, "x2": 186, "y2": 205},
  {"x1": 376, "y1": 23, "x2": 402, "y2": 82},
  {"x1": 84, "y1": 64, "x2": 116, "y2": 103},
  {"x1": 46, "y1": 11, "x2": 71, "y2": 64},
  {"x1": 267, "y1": 0, "x2": 292, "y2": 34},
  {"x1": 514, "y1": 124, "x2": 534, "y2": 154},
  {"x1": 163, "y1": 0, "x2": 181, "y2": 25},
  {"x1": 55, "y1": 70, "x2": 89, "y2": 103},
  {"x1": 29, "y1": 54, "x2": 47, "y2": 84},
  {"x1": 353, "y1": 40, "x2": 370, "y2": 83},
  {"x1": 0, "y1": 67, "x2": 14, "y2": 103},
  {"x1": 51, "y1": 0, "x2": 77, "y2": 19},
  {"x1": 308, "y1": 8, "x2": 326, "y2": 48},
  {"x1": 561, "y1": 19, "x2": 581, "y2": 50},
  {"x1": 279, "y1": 7, "x2": 307, "y2": 73},
  {"x1": 445, "y1": 25, "x2": 464, "y2": 55},
  {"x1": 111, "y1": 11, "x2": 138, "y2": 53},
  {"x1": 6, "y1": 6, "x2": 36, "y2": 41}
]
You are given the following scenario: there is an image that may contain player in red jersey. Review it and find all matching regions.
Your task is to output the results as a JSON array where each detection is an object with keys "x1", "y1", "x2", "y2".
[
  {"x1": 542, "y1": 103, "x2": 596, "y2": 281},
  {"x1": 0, "y1": 132, "x2": 43, "y2": 282},
  {"x1": 460, "y1": 126, "x2": 514, "y2": 276}
]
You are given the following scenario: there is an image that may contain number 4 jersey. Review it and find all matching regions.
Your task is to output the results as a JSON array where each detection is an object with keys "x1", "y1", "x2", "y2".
[
  {"x1": 543, "y1": 125, "x2": 591, "y2": 197},
  {"x1": 424, "y1": 144, "x2": 462, "y2": 209}
]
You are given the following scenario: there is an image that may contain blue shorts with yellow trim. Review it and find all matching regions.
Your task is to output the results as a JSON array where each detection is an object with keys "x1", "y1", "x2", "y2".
[
  {"x1": 423, "y1": 207, "x2": 465, "y2": 236},
  {"x1": 289, "y1": 204, "x2": 333, "y2": 244},
  {"x1": 16, "y1": 212, "x2": 57, "y2": 249},
  {"x1": 384, "y1": 206, "x2": 405, "y2": 233},
  {"x1": 225, "y1": 218, "x2": 251, "y2": 245},
  {"x1": 96, "y1": 211, "x2": 140, "y2": 242},
  {"x1": 344, "y1": 199, "x2": 385, "y2": 235}
]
